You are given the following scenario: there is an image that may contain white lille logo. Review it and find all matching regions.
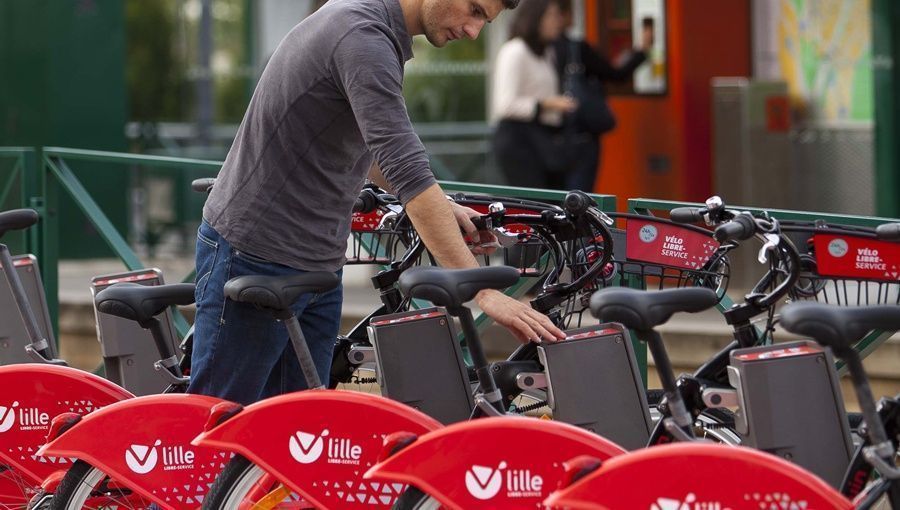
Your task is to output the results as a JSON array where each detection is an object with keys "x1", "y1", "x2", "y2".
[
  {"x1": 639, "y1": 224, "x2": 658, "y2": 243},
  {"x1": 289, "y1": 429, "x2": 327, "y2": 464},
  {"x1": 0, "y1": 402, "x2": 18, "y2": 433},
  {"x1": 125, "y1": 440, "x2": 161, "y2": 474},
  {"x1": 465, "y1": 462, "x2": 505, "y2": 500},
  {"x1": 828, "y1": 238, "x2": 849, "y2": 258}
]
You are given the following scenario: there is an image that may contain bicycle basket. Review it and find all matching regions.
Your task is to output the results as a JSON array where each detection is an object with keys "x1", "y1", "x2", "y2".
[
  {"x1": 347, "y1": 208, "x2": 417, "y2": 265},
  {"x1": 788, "y1": 228, "x2": 900, "y2": 306},
  {"x1": 556, "y1": 215, "x2": 730, "y2": 329}
]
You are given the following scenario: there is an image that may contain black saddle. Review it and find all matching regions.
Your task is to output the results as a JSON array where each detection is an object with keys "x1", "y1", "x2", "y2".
[
  {"x1": 0, "y1": 209, "x2": 39, "y2": 240},
  {"x1": 590, "y1": 287, "x2": 719, "y2": 331},
  {"x1": 95, "y1": 282, "x2": 196, "y2": 327},
  {"x1": 780, "y1": 303, "x2": 900, "y2": 357},
  {"x1": 224, "y1": 272, "x2": 340, "y2": 316},
  {"x1": 399, "y1": 266, "x2": 520, "y2": 309}
]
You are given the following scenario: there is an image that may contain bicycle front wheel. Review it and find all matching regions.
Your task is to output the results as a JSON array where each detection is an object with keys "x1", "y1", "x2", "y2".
[
  {"x1": 49, "y1": 460, "x2": 153, "y2": 510},
  {"x1": 203, "y1": 454, "x2": 306, "y2": 510},
  {"x1": 392, "y1": 486, "x2": 440, "y2": 510}
]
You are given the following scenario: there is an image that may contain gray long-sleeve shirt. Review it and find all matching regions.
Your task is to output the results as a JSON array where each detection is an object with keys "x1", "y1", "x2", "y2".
[{"x1": 203, "y1": 0, "x2": 435, "y2": 272}]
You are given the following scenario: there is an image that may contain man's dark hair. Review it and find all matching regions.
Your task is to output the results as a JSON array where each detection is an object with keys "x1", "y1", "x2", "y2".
[
  {"x1": 554, "y1": 0, "x2": 572, "y2": 14},
  {"x1": 508, "y1": 0, "x2": 554, "y2": 55}
]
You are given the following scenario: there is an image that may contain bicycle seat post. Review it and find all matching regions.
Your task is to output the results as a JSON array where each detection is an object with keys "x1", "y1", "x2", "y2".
[
  {"x1": 142, "y1": 315, "x2": 186, "y2": 383},
  {"x1": 0, "y1": 241, "x2": 59, "y2": 364},
  {"x1": 641, "y1": 328, "x2": 694, "y2": 440},
  {"x1": 448, "y1": 304, "x2": 504, "y2": 415},
  {"x1": 278, "y1": 308, "x2": 324, "y2": 390}
]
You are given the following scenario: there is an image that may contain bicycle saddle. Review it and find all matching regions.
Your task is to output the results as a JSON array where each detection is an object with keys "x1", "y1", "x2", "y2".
[
  {"x1": 399, "y1": 266, "x2": 520, "y2": 309},
  {"x1": 224, "y1": 272, "x2": 340, "y2": 313},
  {"x1": 0, "y1": 209, "x2": 39, "y2": 239},
  {"x1": 589, "y1": 287, "x2": 718, "y2": 331},
  {"x1": 780, "y1": 303, "x2": 900, "y2": 357},
  {"x1": 95, "y1": 282, "x2": 196, "y2": 326}
]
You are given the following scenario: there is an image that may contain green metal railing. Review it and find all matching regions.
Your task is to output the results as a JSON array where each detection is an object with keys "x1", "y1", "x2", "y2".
[
  {"x1": 6, "y1": 145, "x2": 900, "y2": 381},
  {"x1": 629, "y1": 197, "x2": 900, "y2": 372},
  {"x1": 0, "y1": 146, "x2": 619, "y2": 352}
]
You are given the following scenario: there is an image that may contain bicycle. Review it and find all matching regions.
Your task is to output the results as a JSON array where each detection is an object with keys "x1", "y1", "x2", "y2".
[
  {"x1": 32, "y1": 183, "x2": 396, "y2": 509},
  {"x1": 197, "y1": 264, "x2": 628, "y2": 510},
  {"x1": 545, "y1": 299, "x2": 900, "y2": 510},
  {"x1": 0, "y1": 209, "x2": 143, "y2": 509}
]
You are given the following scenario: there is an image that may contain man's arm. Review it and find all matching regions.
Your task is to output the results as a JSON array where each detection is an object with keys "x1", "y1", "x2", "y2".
[{"x1": 405, "y1": 184, "x2": 565, "y2": 343}]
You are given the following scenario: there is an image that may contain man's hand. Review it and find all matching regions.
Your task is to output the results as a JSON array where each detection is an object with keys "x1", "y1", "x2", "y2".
[
  {"x1": 476, "y1": 289, "x2": 566, "y2": 343},
  {"x1": 450, "y1": 201, "x2": 499, "y2": 255},
  {"x1": 404, "y1": 184, "x2": 565, "y2": 344}
]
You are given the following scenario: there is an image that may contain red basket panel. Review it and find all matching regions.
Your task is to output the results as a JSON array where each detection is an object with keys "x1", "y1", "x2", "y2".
[
  {"x1": 625, "y1": 218, "x2": 719, "y2": 270},
  {"x1": 813, "y1": 234, "x2": 900, "y2": 282}
]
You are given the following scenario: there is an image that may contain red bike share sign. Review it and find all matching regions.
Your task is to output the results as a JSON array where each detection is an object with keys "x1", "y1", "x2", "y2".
[
  {"x1": 626, "y1": 219, "x2": 719, "y2": 269},
  {"x1": 813, "y1": 233, "x2": 900, "y2": 282}
]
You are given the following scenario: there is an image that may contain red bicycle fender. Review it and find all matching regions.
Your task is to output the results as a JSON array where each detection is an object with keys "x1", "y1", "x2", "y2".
[
  {"x1": 38, "y1": 394, "x2": 226, "y2": 510},
  {"x1": 363, "y1": 417, "x2": 627, "y2": 510},
  {"x1": 0, "y1": 364, "x2": 132, "y2": 485},
  {"x1": 193, "y1": 389, "x2": 442, "y2": 509},
  {"x1": 543, "y1": 442, "x2": 854, "y2": 510}
]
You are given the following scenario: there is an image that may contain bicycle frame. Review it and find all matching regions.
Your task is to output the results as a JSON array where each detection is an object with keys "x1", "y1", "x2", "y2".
[
  {"x1": 363, "y1": 417, "x2": 626, "y2": 510},
  {"x1": 37, "y1": 394, "x2": 225, "y2": 510},
  {"x1": 0, "y1": 364, "x2": 133, "y2": 506},
  {"x1": 544, "y1": 443, "x2": 853, "y2": 509},
  {"x1": 192, "y1": 390, "x2": 442, "y2": 509}
]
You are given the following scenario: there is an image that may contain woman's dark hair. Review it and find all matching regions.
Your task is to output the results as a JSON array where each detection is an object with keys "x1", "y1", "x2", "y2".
[{"x1": 509, "y1": 0, "x2": 555, "y2": 55}]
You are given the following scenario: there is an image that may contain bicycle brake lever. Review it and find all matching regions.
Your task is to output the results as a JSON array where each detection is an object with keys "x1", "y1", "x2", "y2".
[
  {"x1": 377, "y1": 210, "x2": 399, "y2": 229},
  {"x1": 595, "y1": 210, "x2": 615, "y2": 226},
  {"x1": 757, "y1": 233, "x2": 781, "y2": 264},
  {"x1": 491, "y1": 227, "x2": 524, "y2": 248}
]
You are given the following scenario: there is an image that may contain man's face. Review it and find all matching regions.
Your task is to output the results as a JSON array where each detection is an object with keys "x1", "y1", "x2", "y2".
[{"x1": 420, "y1": 0, "x2": 505, "y2": 47}]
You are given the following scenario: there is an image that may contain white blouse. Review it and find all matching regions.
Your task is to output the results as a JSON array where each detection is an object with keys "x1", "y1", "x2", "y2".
[{"x1": 490, "y1": 37, "x2": 562, "y2": 127}]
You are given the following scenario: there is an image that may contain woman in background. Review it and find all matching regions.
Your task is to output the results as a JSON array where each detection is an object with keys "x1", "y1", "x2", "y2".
[{"x1": 491, "y1": 0, "x2": 576, "y2": 190}]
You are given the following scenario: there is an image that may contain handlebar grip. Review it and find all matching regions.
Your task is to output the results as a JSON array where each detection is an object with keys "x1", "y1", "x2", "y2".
[
  {"x1": 714, "y1": 214, "x2": 756, "y2": 243},
  {"x1": 876, "y1": 223, "x2": 900, "y2": 241},
  {"x1": 191, "y1": 178, "x2": 216, "y2": 194},
  {"x1": 670, "y1": 207, "x2": 704, "y2": 224},
  {"x1": 563, "y1": 190, "x2": 594, "y2": 216},
  {"x1": 352, "y1": 189, "x2": 379, "y2": 214}
]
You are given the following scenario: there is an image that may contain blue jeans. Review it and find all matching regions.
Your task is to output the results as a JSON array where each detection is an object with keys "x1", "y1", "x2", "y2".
[{"x1": 187, "y1": 220, "x2": 343, "y2": 405}]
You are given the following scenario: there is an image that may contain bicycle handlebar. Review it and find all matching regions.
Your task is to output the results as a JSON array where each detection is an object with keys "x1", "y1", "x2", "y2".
[
  {"x1": 714, "y1": 213, "x2": 756, "y2": 243},
  {"x1": 353, "y1": 185, "x2": 399, "y2": 214},
  {"x1": 669, "y1": 207, "x2": 705, "y2": 224},
  {"x1": 710, "y1": 206, "x2": 801, "y2": 310},
  {"x1": 563, "y1": 190, "x2": 593, "y2": 217},
  {"x1": 191, "y1": 178, "x2": 216, "y2": 194}
]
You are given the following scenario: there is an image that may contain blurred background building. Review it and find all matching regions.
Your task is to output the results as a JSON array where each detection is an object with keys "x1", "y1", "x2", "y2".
[{"x1": 0, "y1": 0, "x2": 898, "y2": 259}]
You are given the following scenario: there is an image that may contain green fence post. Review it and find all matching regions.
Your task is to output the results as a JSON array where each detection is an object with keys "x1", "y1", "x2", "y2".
[
  {"x1": 37, "y1": 150, "x2": 60, "y2": 337},
  {"x1": 873, "y1": 0, "x2": 900, "y2": 217}
]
